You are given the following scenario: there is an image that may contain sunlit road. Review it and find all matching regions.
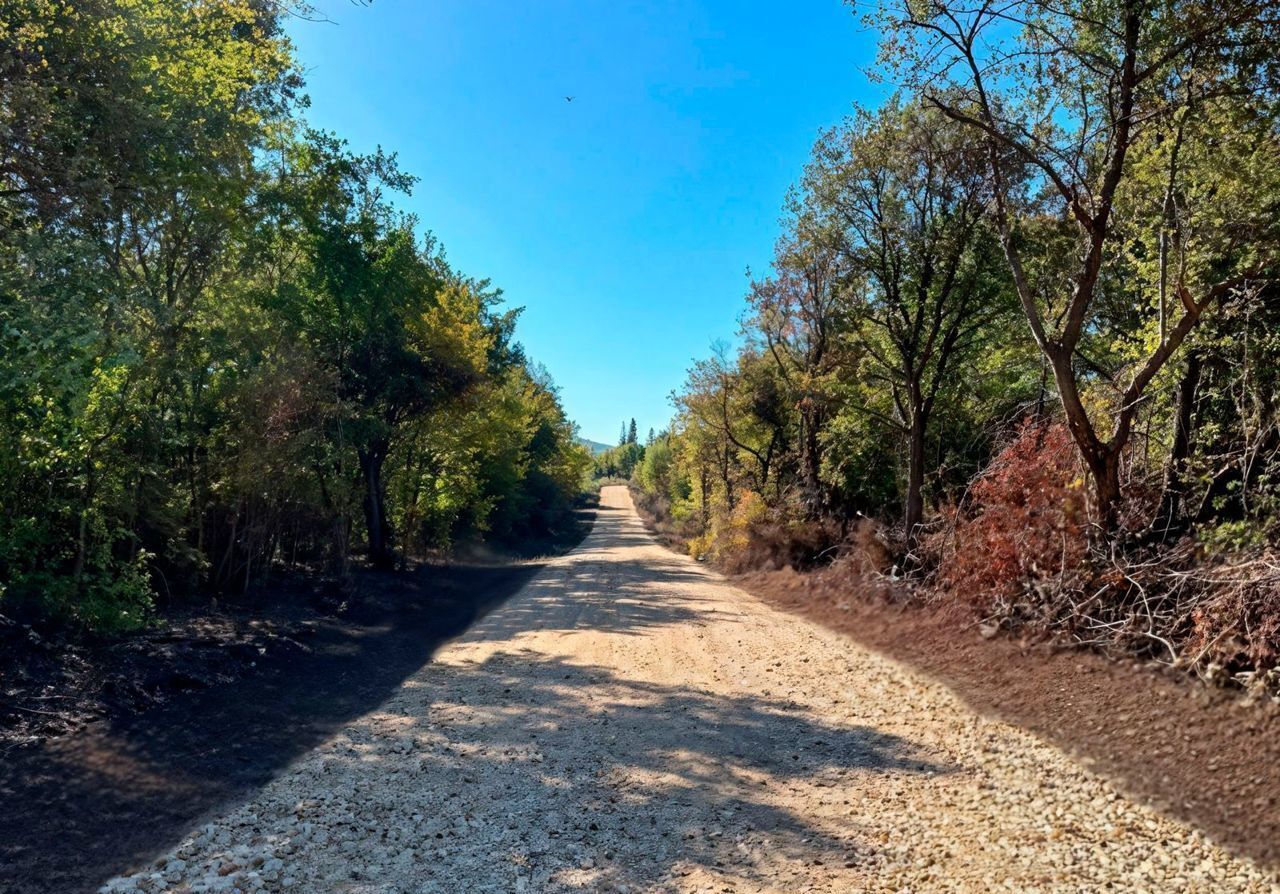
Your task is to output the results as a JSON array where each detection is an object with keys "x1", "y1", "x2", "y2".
[{"x1": 104, "y1": 486, "x2": 1278, "y2": 893}]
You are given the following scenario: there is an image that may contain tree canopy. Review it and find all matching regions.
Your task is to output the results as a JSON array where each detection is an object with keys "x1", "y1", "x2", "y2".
[{"x1": 0, "y1": 0, "x2": 589, "y2": 630}]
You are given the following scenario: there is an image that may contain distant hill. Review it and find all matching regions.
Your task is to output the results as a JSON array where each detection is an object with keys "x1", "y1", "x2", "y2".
[{"x1": 577, "y1": 437, "x2": 613, "y2": 455}]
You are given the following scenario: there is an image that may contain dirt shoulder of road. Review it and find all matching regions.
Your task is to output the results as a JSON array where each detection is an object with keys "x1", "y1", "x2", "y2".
[
  {"x1": 732, "y1": 564, "x2": 1280, "y2": 871},
  {"x1": 0, "y1": 507, "x2": 596, "y2": 894}
]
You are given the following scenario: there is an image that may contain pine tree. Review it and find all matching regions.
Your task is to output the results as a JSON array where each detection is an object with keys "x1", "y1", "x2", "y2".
[
  {"x1": 619, "y1": 421, "x2": 628, "y2": 446},
  {"x1": 628, "y1": 418, "x2": 638, "y2": 444}
]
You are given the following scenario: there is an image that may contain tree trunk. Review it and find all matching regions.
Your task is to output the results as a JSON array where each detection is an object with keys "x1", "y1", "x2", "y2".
[
  {"x1": 800, "y1": 404, "x2": 824, "y2": 519},
  {"x1": 699, "y1": 463, "x2": 710, "y2": 530},
  {"x1": 1151, "y1": 352, "x2": 1201, "y2": 538},
  {"x1": 905, "y1": 410, "x2": 926, "y2": 549},
  {"x1": 359, "y1": 439, "x2": 394, "y2": 569},
  {"x1": 332, "y1": 514, "x2": 352, "y2": 581},
  {"x1": 1050, "y1": 349, "x2": 1124, "y2": 534},
  {"x1": 1089, "y1": 448, "x2": 1123, "y2": 535},
  {"x1": 720, "y1": 445, "x2": 734, "y2": 511}
]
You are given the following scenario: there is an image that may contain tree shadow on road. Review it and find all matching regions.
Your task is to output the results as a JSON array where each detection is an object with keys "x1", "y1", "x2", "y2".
[
  {"x1": 462, "y1": 505, "x2": 742, "y2": 642},
  {"x1": 0, "y1": 562, "x2": 546, "y2": 894},
  {"x1": 157, "y1": 650, "x2": 953, "y2": 893},
  {"x1": 471, "y1": 557, "x2": 738, "y2": 640}
]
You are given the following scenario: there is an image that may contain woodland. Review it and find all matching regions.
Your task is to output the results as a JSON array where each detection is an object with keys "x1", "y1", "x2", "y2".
[
  {"x1": 5, "y1": 4, "x2": 1280, "y2": 889},
  {"x1": 0, "y1": 0, "x2": 590, "y2": 633},
  {"x1": 621, "y1": 0, "x2": 1280, "y2": 696},
  {"x1": 5, "y1": 0, "x2": 1280, "y2": 699}
]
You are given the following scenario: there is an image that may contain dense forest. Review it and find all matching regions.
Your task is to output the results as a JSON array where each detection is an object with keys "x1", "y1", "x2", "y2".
[
  {"x1": 0, "y1": 1, "x2": 590, "y2": 632},
  {"x1": 631, "y1": 0, "x2": 1280, "y2": 695}
]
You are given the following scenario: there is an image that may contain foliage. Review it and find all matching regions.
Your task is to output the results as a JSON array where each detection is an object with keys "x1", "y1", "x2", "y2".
[
  {"x1": 869, "y1": 0, "x2": 1280, "y2": 530},
  {"x1": 0, "y1": 1, "x2": 587, "y2": 630},
  {"x1": 932, "y1": 422, "x2": 1088, "y2": 610},
  {"x1": 630, "y1": 0, "x2": 1280, "y2": 694},
  {"x1": 591, "y1": 441, "x2": 645, "y2": 482}
]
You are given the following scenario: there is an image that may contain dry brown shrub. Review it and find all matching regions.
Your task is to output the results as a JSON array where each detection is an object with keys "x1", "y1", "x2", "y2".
[
  {"x1": 930, "y1": 421, "x2": 1089, "y2": 615},
  {"x1": 923, "y1": 424, "x2": 1280, "y2": 695},
  {"x1": 846, "y1": 518, "x2": 893, "y2": 577},
  {"x1": 1170, "y1": 552, "x2": 1280, "y2": 693}
]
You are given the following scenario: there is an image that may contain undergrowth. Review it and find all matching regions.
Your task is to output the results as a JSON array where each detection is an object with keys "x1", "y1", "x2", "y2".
[{"x1": 633, "y1": 422, "x2": 1280, "y2": 701}]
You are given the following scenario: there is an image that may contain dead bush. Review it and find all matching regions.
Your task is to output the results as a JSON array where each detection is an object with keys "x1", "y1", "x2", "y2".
[
  {"x1": 844, "y1": 518, "x2": 893, "y2": 577},
  {"x1": 931, "y1": 421, "x2": 1089, "y2": 614},
  {"x1": 1169, "y1": 552, "x2": 1280, "y2": 693},
  {"x1": 918, "y1": 419, "x2": 1280, "y2": 696}
]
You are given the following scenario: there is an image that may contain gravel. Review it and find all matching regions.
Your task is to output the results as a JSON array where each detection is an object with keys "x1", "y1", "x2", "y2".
[{"x1": 101, "y1": 486, "x2": 1280, "y2": 893}]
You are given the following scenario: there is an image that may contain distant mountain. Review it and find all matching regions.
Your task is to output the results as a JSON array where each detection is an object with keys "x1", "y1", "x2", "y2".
[{"x1": 577, "y1": 437, "x2": 613, "y2": 455}]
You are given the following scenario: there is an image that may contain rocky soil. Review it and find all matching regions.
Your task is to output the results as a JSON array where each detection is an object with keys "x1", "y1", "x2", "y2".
[{"x1": 102, "y1": 486, "x2": 1280, "y2": 893}]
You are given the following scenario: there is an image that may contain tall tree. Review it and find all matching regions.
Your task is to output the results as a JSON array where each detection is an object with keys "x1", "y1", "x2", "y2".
[
  {"x1": 275, "y1": 135, "x2": 485, "y2": 568},
  {"x1": 878, "y1": 0, "x2": 1280, "y2": 531},
  {"x1": 801, "y1": 100, "x2": 1009, "y2": 545},
  {"x1": 748, "y1": 226, "x2": 847, "y2": 518}
]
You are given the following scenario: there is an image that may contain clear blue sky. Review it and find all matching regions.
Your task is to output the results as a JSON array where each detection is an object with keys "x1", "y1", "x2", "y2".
[{"x1": 289, "y1": 1, "x2": 883, "y2": 445}]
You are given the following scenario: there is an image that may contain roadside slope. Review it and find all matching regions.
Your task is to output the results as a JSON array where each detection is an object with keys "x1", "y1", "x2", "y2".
[{"x1": 104, "y1": 486, "x2": 1279, "y2": 893}]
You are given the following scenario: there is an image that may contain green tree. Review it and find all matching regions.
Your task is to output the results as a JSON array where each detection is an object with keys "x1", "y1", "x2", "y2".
[
  {"x1": 876, "y1": 0, "x2": 1280, "y2": 531},
  {"x1": 799, "y1": 99, "x2": 1013, "y2": 545}
]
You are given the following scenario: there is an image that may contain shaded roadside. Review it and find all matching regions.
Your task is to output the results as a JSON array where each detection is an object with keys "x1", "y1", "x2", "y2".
[{"x1": 0, "y1": 510, "x2": 593, "y2": 894}]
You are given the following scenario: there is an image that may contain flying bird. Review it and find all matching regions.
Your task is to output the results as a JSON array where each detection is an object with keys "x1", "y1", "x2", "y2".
[{"x1": 565, "y1": 96, "x2": 575, "y2": 102}]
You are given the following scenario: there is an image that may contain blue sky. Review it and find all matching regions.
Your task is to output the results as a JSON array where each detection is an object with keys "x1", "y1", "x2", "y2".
[{"x1": 289, "y1": 0, "x2": 883, "y2": 445}]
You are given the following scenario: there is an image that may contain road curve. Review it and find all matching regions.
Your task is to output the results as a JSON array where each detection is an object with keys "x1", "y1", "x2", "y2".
[{"x1": 103, "y1": 485, "x2": 1279, "y2": 893}]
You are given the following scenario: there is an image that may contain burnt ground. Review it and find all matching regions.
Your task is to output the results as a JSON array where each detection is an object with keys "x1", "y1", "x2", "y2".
[
  {"x1": 0, "y1": 509, "x2": 593, "y2": 894},
  {"x1": 738, "y1": 567, "x2": 1280, "y2": 874}
]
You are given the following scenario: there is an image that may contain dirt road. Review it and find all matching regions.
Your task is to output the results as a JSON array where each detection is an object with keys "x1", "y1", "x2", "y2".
[{"x1": 103, "y1": 486, "x2": 1279, "y2": 893}]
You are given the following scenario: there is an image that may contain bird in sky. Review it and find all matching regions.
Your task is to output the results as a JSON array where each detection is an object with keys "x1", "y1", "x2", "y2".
[{"x1": 565, "y1": 96, "x2": 575, "y2": 102}]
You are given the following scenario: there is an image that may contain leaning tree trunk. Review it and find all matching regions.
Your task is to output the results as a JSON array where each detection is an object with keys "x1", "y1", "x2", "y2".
[
  {"x1": 358, "y1": 439, "x2": 394, "y2": 569},
  {"x1": 1050, "y1": 350, "x2": 1125, "y2": 535}
]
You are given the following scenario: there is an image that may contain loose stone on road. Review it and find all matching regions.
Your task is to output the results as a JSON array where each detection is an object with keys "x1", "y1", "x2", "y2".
[{"x1": 103, "y1": 485, "x2": 1280, "y2": 893}]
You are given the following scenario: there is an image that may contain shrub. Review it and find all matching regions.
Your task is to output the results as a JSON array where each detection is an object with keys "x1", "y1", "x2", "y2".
[
  {"x1": 1174, "y1": 552, "x2": 1280, "y2": 692},
  {"x1": 682, "y1": 490, "x2": 841, "y2": 574},
  {"x1": 935, "y1": 421, "x2": 1088, "y2": 613}
]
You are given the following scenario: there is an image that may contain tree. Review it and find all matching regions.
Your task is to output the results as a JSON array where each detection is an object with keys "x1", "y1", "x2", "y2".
[
  {"x1": 799, "y1": 99, "x2": 1011, "y2": 545},
  {"x1": 276, "y1": 135, "x2": 492, "y2": 567},
  {"x1": 0, "y1": 1, "x2": 592, "y2": 631},
  {"x1": 877, "y1": 0, "x2": 1280, "y2": 531},
  {"x1": 0, "y1": 0, "x2": 302, "y2": 622},
  {"x1": 678, "y1": 344, "x2": 790, "y2": 502},
  {"x1": 748, "y1": 223, "x2": 848, "y2": 518},
  {"x1": 628, "y1": 418, "x2": 638, "y2": 444}
]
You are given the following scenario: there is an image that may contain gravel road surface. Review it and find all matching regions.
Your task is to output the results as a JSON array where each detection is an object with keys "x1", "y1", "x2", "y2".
[{"x1": 102, "y1": 486, "x2": 1280, "y2": 893}]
